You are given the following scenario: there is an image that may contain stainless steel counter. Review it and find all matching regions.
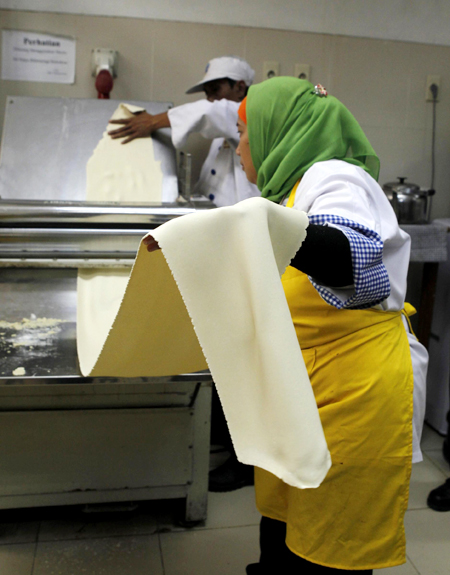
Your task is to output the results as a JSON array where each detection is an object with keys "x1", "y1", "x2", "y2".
[
  {"x1": 0, "y1": 268, "x2": 212, "y2": 522},
  {"x1": 400, "y1": 223, "x2": 448, "y2": 348},
  {"x1": 0, "y1": 96, "x2": 215, "y2": 521}
]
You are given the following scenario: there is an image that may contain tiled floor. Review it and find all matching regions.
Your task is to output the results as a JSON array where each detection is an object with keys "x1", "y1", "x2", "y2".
[{"x1": 0, "y1": 425, "x2": 449, "y2": 575}]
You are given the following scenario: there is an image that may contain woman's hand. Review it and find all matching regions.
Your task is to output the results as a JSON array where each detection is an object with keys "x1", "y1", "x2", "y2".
[
  {"x1": 143, "y1": 236, "x2": 161, "y2": 253},
  {"x1": 108, "y1": 111, "x2": 171, "y2": 144}
]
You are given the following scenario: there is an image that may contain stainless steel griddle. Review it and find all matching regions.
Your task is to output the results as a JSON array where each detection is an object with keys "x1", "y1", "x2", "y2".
[{"x1": 0, "y1": 96, "x2": 215, "y2": 522}]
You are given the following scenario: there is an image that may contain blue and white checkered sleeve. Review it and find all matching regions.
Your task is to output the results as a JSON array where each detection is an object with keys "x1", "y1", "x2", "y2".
[{"x1": 307, "y1": 214, "x2": 390, "y2": 309}]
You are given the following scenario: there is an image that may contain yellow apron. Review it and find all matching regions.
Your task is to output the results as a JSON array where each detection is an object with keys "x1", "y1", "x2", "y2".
[{"x1": 255, "y1": 188, "x2": 413, "y2": 570}]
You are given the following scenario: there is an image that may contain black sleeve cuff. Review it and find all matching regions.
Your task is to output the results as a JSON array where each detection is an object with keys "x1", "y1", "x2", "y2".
[{"x1": 290, "y1": 224, "x2": 353, "y2": 288}]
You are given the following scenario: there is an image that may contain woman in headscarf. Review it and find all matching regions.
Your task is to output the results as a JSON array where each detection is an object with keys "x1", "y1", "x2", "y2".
[{"x1": 236, "y1": 78, "x2": 427, "y2": 574}]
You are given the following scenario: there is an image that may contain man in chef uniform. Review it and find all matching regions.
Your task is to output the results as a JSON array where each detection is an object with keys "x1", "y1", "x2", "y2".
[
  {"x1": 109, "y1": 56, "x2": 258, "y2": 491},
  {"x1": 109, "y1": 55, "x2": 260, "y2": 207}
]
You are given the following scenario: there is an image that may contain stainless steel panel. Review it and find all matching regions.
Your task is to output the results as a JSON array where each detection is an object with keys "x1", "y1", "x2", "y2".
[
  {"x1": 0, "y1": 227, "x2": 147, "y2": 257},
  {"x1": 0, "y1": 408, "x2": 194, "y2": 494},
  {"x1": 0, "y1": 199, "x2": 203, "y2": 226},
  {"x1": 0, "y1": 380, "x2": 205, "y2": 410},
  {"x1": 0, "y1": 486, "x2": 188, "y2": 510},
  {"x1": 0, "y1": 96, "x2": 178, "y2": 201},
  {"x1": 0, "y1": 382, "x2": 212, "y2": 521},
  {"x1": 0, "y1": 259, "x2": 134, "y2": 269},
  {"x1": 0, "y1": 199, "x2": 216, "y2": 265},
  {"x1": 186, "y1": 381, "x2": 211, "y2": 522}
]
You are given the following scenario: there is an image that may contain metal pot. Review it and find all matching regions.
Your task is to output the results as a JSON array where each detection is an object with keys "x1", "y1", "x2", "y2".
[{"x1": 382, "y1": 177, "x2": 435, "y2": 224}]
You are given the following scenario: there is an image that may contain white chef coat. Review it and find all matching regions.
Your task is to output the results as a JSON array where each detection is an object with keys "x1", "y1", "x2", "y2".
[
  {"x1": 292, "y1": 160, "x2": 428, "y2": 463},
  {"x1": 168, "y1": 99, "x2": 260, "y2": 207}
]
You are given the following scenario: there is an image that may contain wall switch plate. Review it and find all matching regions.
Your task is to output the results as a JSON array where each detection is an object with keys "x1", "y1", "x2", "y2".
[
  {"x1": 294, "y1": 64, "x2": 311, "y2": 81},
  {"x1": 426, "y1": 75, "x2": 440, "y2": 101},
  {"x1": 263, "y1": 61, "x2": 279, "y2": 80}
]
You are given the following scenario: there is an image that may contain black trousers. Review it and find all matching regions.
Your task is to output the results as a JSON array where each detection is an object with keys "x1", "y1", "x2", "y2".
[
  {"x1": 210, "y1": 385, "x2": 233, "y2": 450},
  {"x1": 444, "y1": 410, "x2": 450, "y2": 462},
  {"x1": 252, "y1": 516, "x2": 373, "y2": 574}
]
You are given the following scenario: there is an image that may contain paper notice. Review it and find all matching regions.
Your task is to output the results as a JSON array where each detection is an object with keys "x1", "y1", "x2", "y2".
[{"x1": 1, "y1": 30, "x2": 76, "y2": 84}]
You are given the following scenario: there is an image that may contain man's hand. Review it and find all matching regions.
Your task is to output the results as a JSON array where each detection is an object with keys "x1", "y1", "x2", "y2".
[
  {"x1": 143, "y1": 236, "x2": 161, "y2": 253},
  {"x1": 108, "y1": 111, "x2": 171, "y2": 144}
]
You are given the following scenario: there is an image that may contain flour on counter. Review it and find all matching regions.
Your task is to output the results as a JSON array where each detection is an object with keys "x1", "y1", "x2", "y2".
[
  {"x1": 0, "y1": 317, "x2": 67, "y2": 331},
  {"x1": 0, "y1": 317, "x2": 69, "y2": 349}
]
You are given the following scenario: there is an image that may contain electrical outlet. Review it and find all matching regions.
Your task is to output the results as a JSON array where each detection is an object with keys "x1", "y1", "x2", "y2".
[
  {"x1": 294, "y1": 64, "x2": 311, "y2": 81},
  {"x1": 91, "y1": 48, "x2": 118, "y2": 78},
  {"x1": 426, "y1": 75, "x2": 440, "y2": 102},
  {"x1": 263, "y1": 61, "x2": 279, "y2": 80}
]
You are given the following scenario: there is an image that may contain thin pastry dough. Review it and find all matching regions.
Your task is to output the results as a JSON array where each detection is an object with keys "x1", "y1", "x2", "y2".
[{"x1": 78, "y1": 197, "x2": 331, "y2": 489}]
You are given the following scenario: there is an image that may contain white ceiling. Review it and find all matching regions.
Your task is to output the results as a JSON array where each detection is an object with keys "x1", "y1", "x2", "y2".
[{"x1": 1, "y1": 0, "x2": 449, "y2": 47}]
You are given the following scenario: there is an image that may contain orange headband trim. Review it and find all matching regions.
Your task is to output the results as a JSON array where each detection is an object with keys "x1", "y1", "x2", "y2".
[{"x1": 238, "y1": 97, "x2": 247, "y2": 124}]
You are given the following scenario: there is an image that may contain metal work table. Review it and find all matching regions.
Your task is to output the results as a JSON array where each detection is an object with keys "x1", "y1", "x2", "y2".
[
  {"x1": 0, "y1": 249, "x2": 213, "y2": 524},
  {"x1": 401, "y1": 224, "x2": 448, "y2": 349},
  {"x1": 0, "y1": 96, "x2": 215, "y2": 522}
]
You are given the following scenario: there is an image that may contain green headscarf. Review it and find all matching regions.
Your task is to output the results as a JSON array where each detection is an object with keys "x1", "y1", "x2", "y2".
[{"x1": 246, "y1": 77, "x2": 380, "y2": 203}]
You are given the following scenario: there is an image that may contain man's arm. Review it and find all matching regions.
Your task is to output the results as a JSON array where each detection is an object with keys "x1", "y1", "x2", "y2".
[
  {"x1": 109, "y1": 100, "x2": 241, "y2": 148},
  {"x1": 168, "y1": 99, "x2": 241, "y2": 148},
  {"x1": 108, "y1": 111, "x2": 171, "y2": 144}
]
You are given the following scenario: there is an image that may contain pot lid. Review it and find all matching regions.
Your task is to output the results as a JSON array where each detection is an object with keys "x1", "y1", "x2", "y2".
[{"x1": 383, "y1": 177, "x2": 421, "y2": 195}]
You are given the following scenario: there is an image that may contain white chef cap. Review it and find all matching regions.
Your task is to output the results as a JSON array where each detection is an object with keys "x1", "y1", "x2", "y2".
[{"x1": 186, "y1": 56, "x2": 255, "y2": 94}]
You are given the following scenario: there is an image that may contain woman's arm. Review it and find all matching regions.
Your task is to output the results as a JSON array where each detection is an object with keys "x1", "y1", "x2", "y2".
[
  {"x1": 292, "y1": 164, "x2": 393, "y2": 309},
  {"x1": 297, "y1": 215, "x2": 390, "y2": 310},
  {"x1": 290, "y1": 224, "x2": 353, "y2": 288}
]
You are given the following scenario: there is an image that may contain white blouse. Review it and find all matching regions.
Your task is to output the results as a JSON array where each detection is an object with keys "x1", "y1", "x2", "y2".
[
  {"x1": 291, "y1": 159, "x2": 427, "y2": 463},
  {"x1": 293, "y1": 159, "x2": 411, "y2": 311}
]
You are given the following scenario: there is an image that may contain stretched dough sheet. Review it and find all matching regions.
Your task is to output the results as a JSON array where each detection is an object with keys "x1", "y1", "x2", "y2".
[
  {"x1": 78, "y1": 102, "x2": 169, "y2": 372},
  {"x1": 78, "y1": 197, "x2": 332, "y2": 489},
  {"x1": 86, "y1": 103, "x2": 163, "y2": 202},
  {"x1": 77, "y1": 253, "x2": 208, "y2": 377}
]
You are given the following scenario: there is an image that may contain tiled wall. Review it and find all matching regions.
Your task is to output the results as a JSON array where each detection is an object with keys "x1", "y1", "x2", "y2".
[{"x1": 1, "y1": 9, "x2": 450, "y2": 219}]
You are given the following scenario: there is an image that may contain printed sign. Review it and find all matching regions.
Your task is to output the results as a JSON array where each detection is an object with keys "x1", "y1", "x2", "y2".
[{"x1": 1, "y1": 30, "x2": 76, "y2": 84}]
